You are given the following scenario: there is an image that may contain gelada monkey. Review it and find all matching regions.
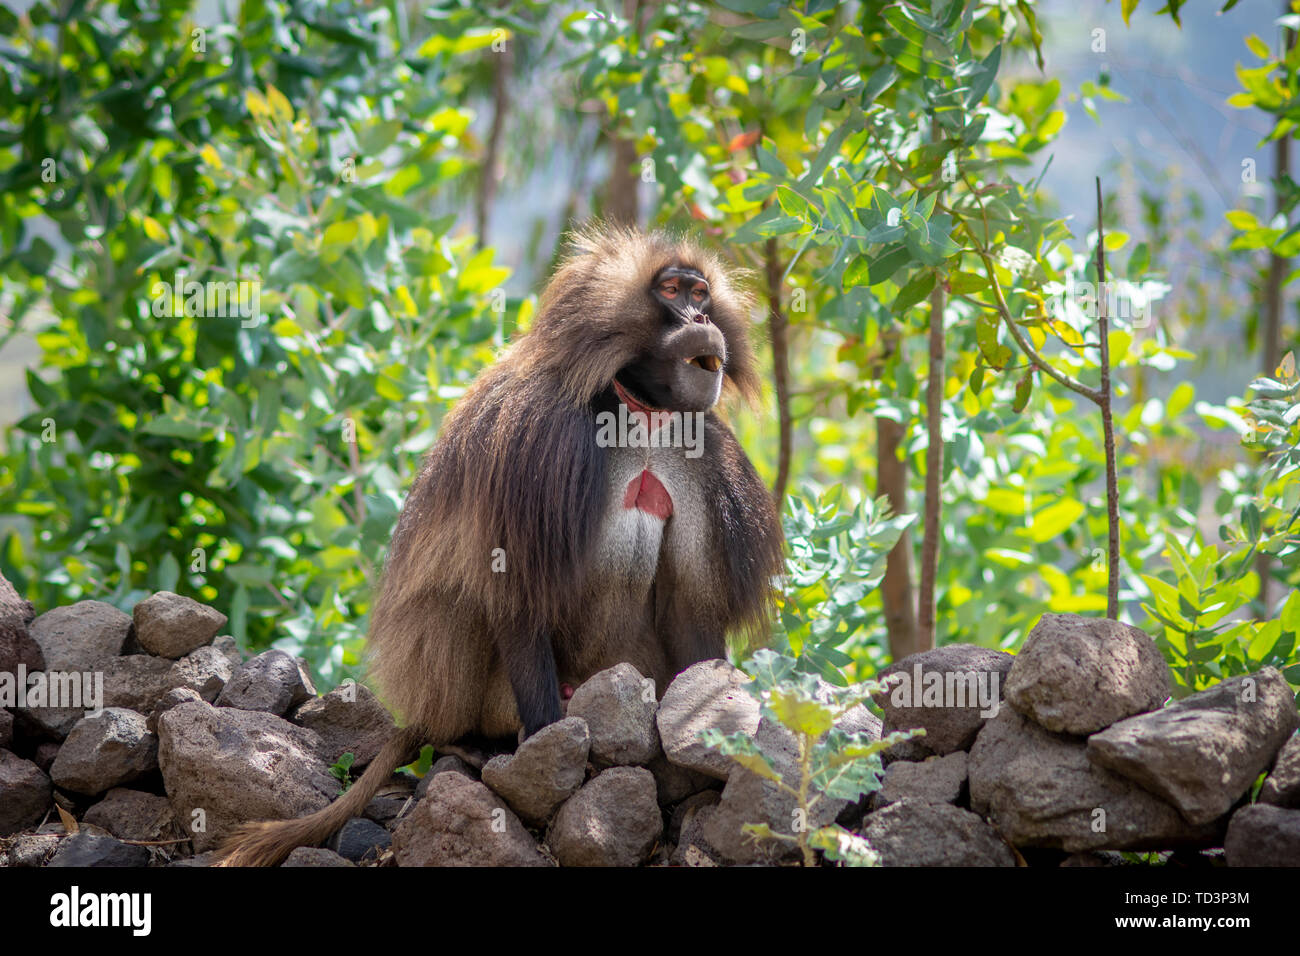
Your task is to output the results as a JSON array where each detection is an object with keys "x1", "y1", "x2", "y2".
[{"x1": 218, "y1": 225, "x2": 783, "y2": 865}]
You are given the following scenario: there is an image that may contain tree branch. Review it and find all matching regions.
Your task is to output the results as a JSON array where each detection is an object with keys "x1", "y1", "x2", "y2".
[{"x1": 1095, "y1": 177, "x2": 1120, "y2": 620}]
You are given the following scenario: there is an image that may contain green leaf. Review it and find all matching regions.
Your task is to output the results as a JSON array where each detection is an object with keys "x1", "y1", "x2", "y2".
[
  {"x1": 892, "y1": 270, "x2": 936, "y2": 314},
  {"x1": 1242, "y1": 503, "x2": 1262, "y2": 542},
  {"x1": 769, "y1": 687, "x2": 835, "y2": 736},
  {"x1": 1028, "y1": 498, "x2": 1086, "y2": 543},
  {"x1": 321, "y1": 220, "x2": 360, "y2": 265},
  {"x1": 1281, "y1": 590, "x2": 1300, "y2": 633},
  {"x1": 842, "y1": 254, "x2": 872, "y2": 290},
  {"x1": 412, "y1": 745, "x2": 434, "y2": 776},
  {"x1": 699, "y1": 729, "x2": 783, "y2": 783},
  {"x1": 1012, "y1": 371, "x2": 1034, "y2": 412}
]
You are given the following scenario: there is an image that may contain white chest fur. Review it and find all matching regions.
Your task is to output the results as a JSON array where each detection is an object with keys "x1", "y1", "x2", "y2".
[{"x1": 592, "y1": 440, "x2": 710, "y2": 596}]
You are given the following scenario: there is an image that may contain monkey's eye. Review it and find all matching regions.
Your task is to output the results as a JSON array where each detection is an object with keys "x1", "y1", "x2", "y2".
[
  {"x1": 691, "y1": 286, "x2": 707, "y2": 301},
  {"x1": 659, "y1": 282, "x2": 679, "y2": 299}
]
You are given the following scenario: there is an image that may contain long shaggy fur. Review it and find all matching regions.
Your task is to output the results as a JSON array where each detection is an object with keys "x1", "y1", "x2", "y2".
[{"x1": 217, "y1": 224, "x2": 783, "y2": 866}]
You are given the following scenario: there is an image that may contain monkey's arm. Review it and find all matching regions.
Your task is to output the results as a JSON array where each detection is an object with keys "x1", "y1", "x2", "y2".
[
  {"x1": 492, "y1": 622, "x2": 564, "y2": 737},
  {"x1": 466, "y1": 376, "x2": 606, "y2": 735},
  {"x1": 661, "y1": 418, "x2": 785, "y2": 670}
]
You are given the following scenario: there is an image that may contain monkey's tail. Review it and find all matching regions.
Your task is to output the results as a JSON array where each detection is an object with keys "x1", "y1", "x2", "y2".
[{"x1": 214, "y1": 725, "x2": 425, "y2": 867}]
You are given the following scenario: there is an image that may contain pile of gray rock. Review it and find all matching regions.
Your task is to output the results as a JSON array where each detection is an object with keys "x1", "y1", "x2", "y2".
[
  {"x1": 863, "y1": 613, "x2": 1300, "y2": 866},
  {"x1": 2, "y1": 577, "x2": 1297, "y2": 867},
  {"x1": 0, "y1": 584, "x2": 398, "y2": 868}
]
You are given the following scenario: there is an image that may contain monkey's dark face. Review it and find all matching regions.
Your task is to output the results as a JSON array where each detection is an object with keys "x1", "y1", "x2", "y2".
[{"x1": 613, "y1": 265, "x2": 728, "y2": 413}]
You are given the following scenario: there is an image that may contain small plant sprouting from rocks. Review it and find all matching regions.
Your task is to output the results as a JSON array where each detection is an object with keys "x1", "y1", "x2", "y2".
[
  {"x1": 411, "y1": 745, "x2": 435, "y2": 776},
  {"x1": 701, "y1": 649, "x2": 920, "y2": 867},
  {"x1": 328, "y1": 752, "x2": 355, "y2": 794}
]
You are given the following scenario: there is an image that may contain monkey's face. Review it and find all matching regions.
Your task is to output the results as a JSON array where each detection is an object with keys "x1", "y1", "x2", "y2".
[{"x1": 613, "y1": 265, "x2": 729, "y2": 413}]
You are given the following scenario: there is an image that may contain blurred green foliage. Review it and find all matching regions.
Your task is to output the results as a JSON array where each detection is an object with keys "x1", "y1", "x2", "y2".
[
  {"x1": 0, "y1": 0, "x2": 527, "y2": 684},
  {"x1": 0, "y1": 0, "x2": 1296, "y2": 698}
]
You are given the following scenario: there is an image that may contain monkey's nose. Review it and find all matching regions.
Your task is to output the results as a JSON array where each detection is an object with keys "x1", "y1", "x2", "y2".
[{"x1": 691, "y1": 311, "x2": 709, "y2": 324}]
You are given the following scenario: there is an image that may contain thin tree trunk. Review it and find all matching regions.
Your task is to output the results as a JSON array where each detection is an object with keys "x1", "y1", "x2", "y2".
[
  {"x1": 1257, "y1": 9, "x2": 1294, "y2": 610},
  {"x1": 602, "y1": 0, "x2": 642, "y2": 227},
  {"x1": 765, "y1": 237, "x2": 792, "y2": 507},
  {"x1": 876, "y1": 361, "x2": 917, "y2": 658},
  {"x1": 474, "y1": 43, "x2": 512, "y2": 250},
  {"x1": 1096, "y1": 177, "x2": 1120, "y2": 620},
  {"x1": 604, "y1": 136, "x2": 640, "y2": 226},
  {"x1": 916, "y1": 119, "x2": 945, "y2": 650}
]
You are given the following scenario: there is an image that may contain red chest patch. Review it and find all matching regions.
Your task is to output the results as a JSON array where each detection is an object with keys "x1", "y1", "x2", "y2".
[{"x1": 623, "y1": 469, "x2": 673, "y2": 520}]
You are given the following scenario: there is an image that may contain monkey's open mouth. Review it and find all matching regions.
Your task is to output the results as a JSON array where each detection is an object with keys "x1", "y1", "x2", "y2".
[
  {"x1": 686, "y1": 354, "x2": 722, "y2": 373},
  {"x1": 614, "y1": 378, "x2": 663, "y2": 414}
]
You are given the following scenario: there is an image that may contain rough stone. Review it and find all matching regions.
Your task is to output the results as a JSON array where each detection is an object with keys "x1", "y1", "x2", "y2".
[
  {"x1": 364, "y1": 796, "x2": 415, "y2": 828},
  {"x1": 875, "y1": 751, "x2": 968, "y2": 809},
  {"x1": 969, "y1": 707, "x2": 1222, "y2": 852},
  {"x1": 283, "y1": 847, "x2": 355, "y2": 867},
  {"x1": 861, "y1": 798, "x2": 1016, "y2": 866},
  {"x1": 1005, "y1": 613, "x2": 1171, "y2": 734},
  {"x1": 14, "y1": 694, "x2": 83, "y2": 741},
  {"x1": 146, "y1": 687, "x2": 204, "y2": 733},
  {"x1": 667, "y1": 789, "x2": 720, "y2": 845},
  {"x1": 567, "y1": 663, "x2": 661, "y2": 767},
  {"x1": 0, "y1": 708, "x2": 11, "y2": 749},
  {"x1": 646, "y1": 753, "x2": 717, "y2": 806},
  {"x1": 165, "y1": 645, "x2": 233, "y2": 702},
  {"x1": 0, "y1": 749, "x2": 52, "y2": 834},
  {"x1": 29, "y1": 600, "x2": 130, "y2": 671},
  {"x1": 1224, "y1": 803, "x2": 1300, "y2": 867},
  {"x1": 5, "y1": 832, "x2": 60, "y2": 867},
  {"x1": 83, "y1": 788, "x2": 179, "y2": 842},
  {"x1": 357, "y1": 773, "x2": 417, "y2": 828},
  {"x1": 50, "y1": 708, "x2": 158, "y2": 795},
  {"x1": 101, "y1": 654, "x2": 175, "y2": 713},
  {"x1": 31, "y1": 741, "x2": 59, "y2": 773},
  {"x1": 670, "y1": 800, "x2": 723, "y2": 866},
  {"x1": 548, "y1": 766, "x2": 662, "y2": 867},
  {"x1": 211, "y1": 635, "x2": 242, "y2": 665},
  {"x1": 837, "y1": 700, "x2": 885, "y2": 738},
  {"x1": 1087, "y1": 668, "x2": 1300, "y2": 825},
  {"x1": 416, "y1": 755, "x2": 476, "y2": 801},
  {"x1": 132, "y1": 591, "x2": 227, "y2": 659},
  {"x1": 481, "y1": 716, "x2": 590, "y2": 825},
  {"x1": 875, "y1": 644, "x2": 1014, "y2": 756},
  {"x1": 327, "y1": 816, "x2": 392, "y2": 862},
  {"x1": 431, "y1": 754, "x2": 477, "y2": 779},
  {"x1": 657, "y1": 659, "x2": 760, "y2": 779},
  {"x1": 47, "y1": 832, "x2": 151, "y2": 868},
  {"x1": 215, "y1": 649, "x2": 316, "y2": 716},
  {"x1": 391, "y1": 772, "x2": 550, "y2": 867},
  {"x1": 1261, "y1": 733, "x2": 1300, "y2": 808},
  {"x1": 157, "y1": 700, "x2": 334, "y2": 852},
  {"x1": 0, "y1": 569, "x2": 43, "y2": 677},
  {"x1": 292, "y1": 681, "x2": 398, "y2": 769}
]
